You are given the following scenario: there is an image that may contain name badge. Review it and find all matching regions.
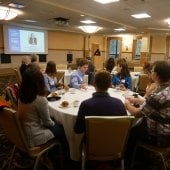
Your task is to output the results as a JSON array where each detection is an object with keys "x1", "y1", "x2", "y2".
[{"x1": 50, "y1": 80, "x2": 55, "y2": 86}]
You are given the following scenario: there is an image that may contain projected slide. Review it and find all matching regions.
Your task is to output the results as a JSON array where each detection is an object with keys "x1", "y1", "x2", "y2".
[{"x1": 4, "y1": 25, "x2": 48, "y2": 54}]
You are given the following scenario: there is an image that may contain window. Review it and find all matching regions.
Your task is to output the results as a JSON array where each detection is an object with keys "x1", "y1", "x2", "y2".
[
  {"x1": 134, "y1": 39, "x2": 142, "y2": 60},
  {"x1": 108, "y1": 39, "x2": 121, "y2": 58}
]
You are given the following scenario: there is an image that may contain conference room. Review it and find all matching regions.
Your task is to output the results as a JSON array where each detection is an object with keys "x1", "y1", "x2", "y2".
[{"x1": 0, "y1": 0, "x2": 170, "y2": 169}]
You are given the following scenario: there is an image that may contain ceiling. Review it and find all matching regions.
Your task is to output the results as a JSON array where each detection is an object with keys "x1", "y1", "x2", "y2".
[{"x1": 1, "y1": 0, "x2": 170, "y2": 35}]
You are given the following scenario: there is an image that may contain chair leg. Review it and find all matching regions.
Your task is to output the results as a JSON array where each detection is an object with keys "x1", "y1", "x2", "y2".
[
  {"x1": 7, "y1": 145, "x2": 16, "y2": 170},
  {"x1": 156, "y1": 152, "x2": 167, "y2": 170},
  {"x1": 121, "y1": 159, "x2": 124, "y2": 170},
  {"x1": 33, "y1": 155, "x2": 41, "y2": 170},
  {"x1": 82, "y1": 150, "x2": 85, "y2": 170},
  {"x1": 130, "y1": 144, "x2": 139, "y2": 170}
]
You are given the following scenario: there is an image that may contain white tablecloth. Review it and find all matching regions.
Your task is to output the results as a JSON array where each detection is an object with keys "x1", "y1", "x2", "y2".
[
  {"x1": 48, "y1": 86, "x2": 132, "y2": 161},
  {"x1": 57, "y1": 70, "x2": 88, "y2": 86},
  {"x1": 130, "y1": 72, "x2": 140, "y2": 91}
]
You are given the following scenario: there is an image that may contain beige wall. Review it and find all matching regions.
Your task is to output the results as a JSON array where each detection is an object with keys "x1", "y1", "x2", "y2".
[
  {"x1": 0, "y1": 24, "x2": 106, "y2": 68},
  {"x1": 0, "y1": 24, "x2": 169, "y2": 68}
]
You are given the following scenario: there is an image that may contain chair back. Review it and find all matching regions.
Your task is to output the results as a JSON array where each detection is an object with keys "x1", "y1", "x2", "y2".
[
  {"x1": 5, "y1": 84, "x2": 19, "y2": 110},
  {"x1": 56, "y1": 71, "x2": 65, "y2": 83},
  {"x1": 57, "y1": 64, "x2": 67, "y2": 70},
  {"x1": 0, "y1": 107, "x2": 29, "y2": 153},
  {"x1": 137, "y1": 74, "x2": 149, "y2": 95},
  {"x1": 134, "y1": 66, "x2": 143, "y2": 72},
  {"x1": 0, "y1": 68, "x2": 21, "y2": 96},
  {"x1": 85, "y1": 116, "x2": 134, "y2": 161}
]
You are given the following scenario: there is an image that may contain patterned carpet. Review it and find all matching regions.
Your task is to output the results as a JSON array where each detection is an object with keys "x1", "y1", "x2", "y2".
[
  {"x1": 0, "y1": 125, "x2": 169, "y2": 170},
  {"x1": 0, "y1": 126, "x2": 37, "y2": 170}
]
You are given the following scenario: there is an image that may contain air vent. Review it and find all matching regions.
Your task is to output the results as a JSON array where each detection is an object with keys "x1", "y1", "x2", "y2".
[{"x1": 54, "y1": 17, "x2": 69, "y2": 27}]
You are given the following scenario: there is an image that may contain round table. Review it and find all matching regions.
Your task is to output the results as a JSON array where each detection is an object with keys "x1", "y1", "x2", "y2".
[{"x1": 48, "y1": 86, "x2": 132, "y2": 161}]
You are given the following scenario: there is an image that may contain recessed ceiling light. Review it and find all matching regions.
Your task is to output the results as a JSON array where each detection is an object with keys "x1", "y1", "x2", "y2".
[
  {"x1": 80, "y1": 20, "x2": 96, "y2": 24},
  {"x1": 8, "y1": 3, "x2": 24, "y2": 8},
  {"x1": 79, "y1": 25, "x2": 102, "y2": 34},
  {"x1": 131, "y1": 13, "x2": 151, "y2": 19},
  {"x1": 24, "y1": 20, "x2": 37, "y2": 23},
  {"x1": 114, "y1": 28, "x2": 126, "y2": 31},
  {"x1": 93, "y1": 0, "x2": 119, "y2": 4},
  {"x1": 80, "y1": 14, "x2": 85, "y2": 17},
  {"x1": 165, "y1": 18, "x2": 170, "y2": 26}
]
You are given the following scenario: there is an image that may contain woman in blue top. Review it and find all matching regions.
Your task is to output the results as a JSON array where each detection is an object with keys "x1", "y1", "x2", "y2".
[
  {"x1": 44, "y1": 61, "x2": 64, "y2": 95},
  {"x1": 112, "y1": 58, "x2": 132, "y2": 90}
]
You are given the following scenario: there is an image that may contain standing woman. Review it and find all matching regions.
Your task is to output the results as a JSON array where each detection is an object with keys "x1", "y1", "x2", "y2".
[
  {"x1": 112, "y1": 58, "x2": 132, "y2": 90},
  {"x1": 18, "y1": 64, "x2": 68, "y2": 150}
]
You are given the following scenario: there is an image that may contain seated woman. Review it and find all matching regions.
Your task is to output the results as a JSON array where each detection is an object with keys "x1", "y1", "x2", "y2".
[
  {"x1": 43, "y1": 61, "x2": 63, "y2": 94},
  {"x1": 112, "y1": 58, "x2": 132, "y2": 90},
  {"x1": 70, "y1": 59, "x2": 88, "y2": 89},
  {"x1": 142, "y1": 62, "x2": 158, "y2": 98},
  {"x1": 18, "y1": 64, "x2": 68, "y2": 149},
  {"x1": 18, "y1": 64, "x2": 70, "y2": 169},
  {"x1": 125, "y1": 61, "x2": 170, "y2": 164},
  {"x1": 128, "y1": 63, "x2": 158, "y2": 105}
]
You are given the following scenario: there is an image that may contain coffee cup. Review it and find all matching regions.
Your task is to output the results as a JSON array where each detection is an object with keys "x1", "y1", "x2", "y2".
[
  {"x1": 70, "y1": 88, "x2": 76, "y2": 94},
  {"x1": 73, "y1": 100, "x2": 79, "y2": 107}
]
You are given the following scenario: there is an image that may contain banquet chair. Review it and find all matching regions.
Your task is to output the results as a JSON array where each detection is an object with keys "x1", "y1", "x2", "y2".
[
  {"x1": 136, "y1": 74, "x2": 149, "y2": 96},
  {"x1": 5, "y1": 83, "x2": 19, "y2": 110},
  {"x1": 134, "y1": 66, "x2": 143, "y2": 72},
  {"x1": 82, "y1": 116, "x2": 134, "y2": 170},
  {"x1": 131, "y1": 143, "x2": 170, "y2": 170},
  {"x1": 0, "y1": 68, "x2": 21, "y2": 96},
  {"x1": 0, "y1": 107, "x2": 62, "y2": 170},
  {"x1": 56, "y1": 64, "x2": 67, "y2": 70},
  {"x1": 56, "y1": 71, "x2": 65, "y2": 84}
]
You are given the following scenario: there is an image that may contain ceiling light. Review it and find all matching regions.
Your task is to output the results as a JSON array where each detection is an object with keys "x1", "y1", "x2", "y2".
[
  {"x1": 114, "y1": 28, "x2": 126, "y2": 31},
  {"x1": 8, "y1": 3, "x2": 24, "y2": 8},
  {"x1": 94, "y1": 0, "x2": 119, "y2": 4},
  {"x1": 79, "y1": 26, "x2": 102, "y2": 34},
  {"x1": 24, "y1": 20, "x2": 37, "y2": 23},
  {"x1": 165, "y1": 19, "x2": 170, "y2": 26},
  {"x1": 0, "y1": 6, "x2": 20, "y2": 20},
  {"x1": 80, "y1": 20, "x2": 96, "y2": 24},
  {"x1": 131, "y1": 13, "x2": 151, "y2": 19}
]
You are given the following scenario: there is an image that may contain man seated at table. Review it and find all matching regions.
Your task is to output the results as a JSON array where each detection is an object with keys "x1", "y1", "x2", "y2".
[
  {"x1": 70, "y1": 59, "x2": 88, "y2": 89},
  {"x1": 74, "y1": 70, "x2": 127, "y2": 134}
]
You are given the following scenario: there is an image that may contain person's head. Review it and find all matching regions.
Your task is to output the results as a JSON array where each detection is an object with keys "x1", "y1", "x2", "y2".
[
  {"x1": 30, "y1": 33, "x2": 35, "y2": 38},
  {"x1": 151, "y1": 60, "x2": 170, "y2": 83},
  {"x1": 78, "y1": 59, "x2": 88, "y2": 74},
  {"x1": 94, "y1": 70, "x2": 111, "y2": 92},
  {"x1": 31, "y1": 54, "x2": 38, "y2": 63},
  {"x1": 19, "y1": 64, "x2": 46, "y2": 103},
  {"x1": 116, "y1": 58, "x2": 129, "y2": 77},
  {"x1": 21, "y1": 56, "x2": 30, "y2": 65},
  {"x1": 143, "y1": 62, "x2": 152, "y2": 74},
  {"x1": 86, "y1": 56, "x2": 91, "y2": 61},
  {"x1": 45, "y1": 61, "x2": 57, "y2": 76},
  {"x1": 105, "y1": 58, "x2": 115, "y2": 72}
]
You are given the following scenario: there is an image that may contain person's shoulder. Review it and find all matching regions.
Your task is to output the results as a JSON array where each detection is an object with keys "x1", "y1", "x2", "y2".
[
  {"x1": 80, "y1": 97, "x2": 93, "y2": 106},
  {"x1": 110, "y1": 96, "x2": 123, "y2": 104},
  {"x1": 36, "y1": 95, "x2": 47, "y2": 103}
]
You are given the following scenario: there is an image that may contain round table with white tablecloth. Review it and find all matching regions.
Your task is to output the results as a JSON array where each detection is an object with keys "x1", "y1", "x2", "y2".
[{"x1": 48, "y1": 86, "x2": 132, "y2": 161}]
